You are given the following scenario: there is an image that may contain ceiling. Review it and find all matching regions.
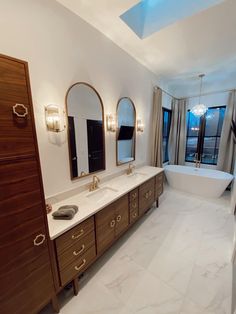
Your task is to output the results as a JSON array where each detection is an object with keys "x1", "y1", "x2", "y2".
[{"x1": 56, "y1": 0, "x2": 236, "y2": 97}]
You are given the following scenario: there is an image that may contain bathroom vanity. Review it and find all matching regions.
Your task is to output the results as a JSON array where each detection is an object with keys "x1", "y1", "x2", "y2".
[{"x1": 47, "y1": 166, "x2": 164, "y2": 297}]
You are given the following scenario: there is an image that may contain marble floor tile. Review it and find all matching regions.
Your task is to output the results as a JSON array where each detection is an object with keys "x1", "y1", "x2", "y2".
[{"x1": 40, "y1": 187, "x2": 234, "y2": 314}]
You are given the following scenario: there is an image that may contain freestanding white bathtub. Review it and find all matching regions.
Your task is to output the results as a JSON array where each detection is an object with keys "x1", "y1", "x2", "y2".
[{"x1": 165, "y1": 165, "x2": 234, "y2": 198}]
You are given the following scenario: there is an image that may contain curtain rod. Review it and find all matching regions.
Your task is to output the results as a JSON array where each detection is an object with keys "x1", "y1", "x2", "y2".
[
  {"x1": 179, "y1": 87, "x2": 235, "y2": 100},
  {"x1": 155, "y1": 86, "x2": 178, "y2": 99},
  {"x1": 156, "y1": 85, "x2": 236, "y2": 100}
]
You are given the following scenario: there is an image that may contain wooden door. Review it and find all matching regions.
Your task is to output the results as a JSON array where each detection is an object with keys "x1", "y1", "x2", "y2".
[
  {"x1": 0, "y1": 54, "x2": 55, "y2": 314},
  {"x1": 87, "y1": 119, "x2": 104, "y2": 172},
  {"x1": 139, "y1": 178, "x2": 155, "y2": 216},
  {"x1": 95, "y1": 203, "x2": 116, "y2": 255},
  {"x1": 114, "y1": 195, "x2": 129, "y2": 237},
  {"x1": 68, "y1": 116, "x2": 78, "y2": 178}
]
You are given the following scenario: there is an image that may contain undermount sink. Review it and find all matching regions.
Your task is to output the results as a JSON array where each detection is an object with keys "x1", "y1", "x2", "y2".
[
  {"x1": 86, "y1": 187, "x2": 118, "y2": 202},
  {"x1": 127, "y1": 172, "x2": 147, "y2": 180}
]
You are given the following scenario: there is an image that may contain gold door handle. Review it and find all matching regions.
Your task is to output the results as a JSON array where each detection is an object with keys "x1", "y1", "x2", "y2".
[
  {"x1": 131, "y1": 202, "x2": 137, "y2": 209},
  {"x1": 71, "y1": 229, "x2": 84, "y2": 239},
  {"x1": 74, "y1": 259, "x2": 86, "y2": 271},
  {"x1": 116, "y1": 215, "x2": 122, "y2": 222},
  {"x1": 33, "y1": 234, "x2": 46, "y2": 246},
  {"x1": 110, "y1": 220, "x2": 116, "y2": 228},
  {"x1": 13, "y1": 103, "x2": 28, "y2": 118},
  {"x1": 132, "y1": 212, "x2": 137, "y2": 218},
  {"x1": 73, "y1": 244, "x2": 85, "y2": 256}
]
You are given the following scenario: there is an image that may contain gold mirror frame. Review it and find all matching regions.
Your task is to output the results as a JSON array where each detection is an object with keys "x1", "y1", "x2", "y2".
[
  {"x1": 65, "y1": 82, "x2": 106, "y2": 180},
  {"x1": 116, "y1": 97, "x2": 136, "y2": 166}
]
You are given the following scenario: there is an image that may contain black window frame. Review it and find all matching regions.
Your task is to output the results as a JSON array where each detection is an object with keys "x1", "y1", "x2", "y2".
[
  {"x1": 162, "y1": 108, "x2": 172, "y2": 163},
  {"x1": 185, "y1": 105, "x2": 226, "y2": 165}
]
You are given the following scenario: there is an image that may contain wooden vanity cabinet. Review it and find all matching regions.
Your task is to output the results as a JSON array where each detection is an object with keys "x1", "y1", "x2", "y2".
[
  {"x1": 96, "y1": 194, "x2": 129, "y2": 255},
  {"x1": 139, "y1": 178, "x2": 155, "y2": 216},
  {"x1": 55, "y1": 217, "x2": 96, "y2": 287},
  {"x1": 0, "y1": 54, "x2": 57, "y2": 313},
  {"x1": 129, "y1": 188, "x2": 139, "y2": 224},
  {"x1": 155, "y1": 172, "x2": 164, "y2": 199}
]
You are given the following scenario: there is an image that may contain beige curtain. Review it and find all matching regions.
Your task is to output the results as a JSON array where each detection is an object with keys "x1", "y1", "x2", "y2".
[
  {"x1": 168, "y1": 98, "x2": 187, "y2": 165},
  {"x1": 151, "y1": 87, "x2": 163, "y2": 167},
  {"x1": 217, "y1": 91, "x2": 236, "y2": 174}
]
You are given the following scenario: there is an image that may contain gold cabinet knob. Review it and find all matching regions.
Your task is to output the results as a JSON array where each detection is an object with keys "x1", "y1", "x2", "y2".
[
  {"x1": 145, "y1": 192, "x2": 149, "y2": 199},
  {"x1": 149, "y1": 190, "x2": 152, "y2": 197},
  {"x1": 73, "y1": 244, "x2": 85, "y2": 256},
  {"x1": 74, "y1": 259, "x2": 86, "y2": 271},
  {"x1": 132, "y1": 192, "x2": 137, "y2": 199},
  {"x1": 33, "y1": 234, "x2": 46, "y2": 246},
  {"x1": 13, "y1": 103, "x2": 28, "y2": 118},
  {"x1": 71, "y1": 229, "x2": 84, "y2": 239},
  {"x1": 131, "y1": 202, "x2": 137, "y2": 209},
  {"x1": 132, "y1": 212, "x2": 137, "y2": 218},
  {"x1": 110, "y1": 219, "x2": 116, "y2": 228},
  {"x1": 116, "y1": 215, "x2": 122, "y2": 222}
]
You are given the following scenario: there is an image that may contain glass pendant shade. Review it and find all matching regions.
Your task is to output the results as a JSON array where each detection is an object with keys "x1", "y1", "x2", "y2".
[
  {"x1": 191, "y1": 74, "x2": 207, "y2": 117},
  {"x1": 191, "y1": 104, "x2": 207, "y2": 117}
]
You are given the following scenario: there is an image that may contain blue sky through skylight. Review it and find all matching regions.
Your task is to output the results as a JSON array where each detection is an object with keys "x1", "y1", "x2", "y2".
[{"x1": 120, "y1": 0, "x2": 225, "y2": 39}]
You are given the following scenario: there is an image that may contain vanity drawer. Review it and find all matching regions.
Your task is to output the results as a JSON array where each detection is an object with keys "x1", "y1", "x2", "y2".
[
  {"x1": 60, "y1": 245, "x2": 96, "y2": 286},
  {"x1": 55, "y1": 216, "x2": 94, "y2": 255},
  {"x1": 156, "y1": 172, "x2": 163, "y2": 183},
  {"x1": 57, "y1": 231, "x2": 95, "y2": 271},
  {"x1": 139, "y1": 178, "x2": 155, "y2": 216},
  {"x1": 155, "y1": 173, "x2": 163, "y2": 198},
  {"x1": 129, "y1": 188, "x2": 138, "y2": 202},
  {"x1": 130, "y1": 208, "x2": 139, "y2": 224}
]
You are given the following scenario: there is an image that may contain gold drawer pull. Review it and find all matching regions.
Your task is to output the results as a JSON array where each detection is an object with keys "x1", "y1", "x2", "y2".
[
  {"x1": 73, "y1": 244, "x2": 85, "y2": 256},
  {"x1": 116, "y1": 215, "x2": 122, "y2": 222},
  {"x1": 74, "y1": 259, "x2": 86, "y2": 271},
  {"x1": 132, "y1": 192, "x2": 137, "y2": 199},
  {"x1": 132, "y1": 212, "x2": 137, "y2": 218},
  {"x1": 33, "y1": 234, "x2": 46, "y2": 246},
  {"x1": 145, "y1": 192, "x2": 149, "y2": 199},
  {"x1": 72, "y1": 229, "x2": 84, "y2": 239},
  {"x1": 131, "y1": 202, "x2": 137, "y2": 209},
  {"x1": 13, "y1": 103, "x2": 28, "y2": 118},
  {"x1": 110, "y1": 219, "x2": 116, "y2": 228}
]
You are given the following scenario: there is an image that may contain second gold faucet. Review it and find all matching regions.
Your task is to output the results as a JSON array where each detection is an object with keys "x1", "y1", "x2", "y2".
[{"x1": 89, "y1": 175, "x2": 100, "y2": 191}]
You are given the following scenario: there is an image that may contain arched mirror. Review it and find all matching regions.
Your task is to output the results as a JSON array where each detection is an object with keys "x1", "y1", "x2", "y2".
[
  {"x1": 116, "y1": 97, "x2": 136, "y2": 165},
  {"x1": 66, "y1": 82, "x2": 105, "y2": 179}
]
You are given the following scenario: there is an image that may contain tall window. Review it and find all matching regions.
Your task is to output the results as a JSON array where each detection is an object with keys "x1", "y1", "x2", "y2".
[
  {"x1": 163, "y1": 108, "x2": 171, "y2": 163},
  {"x1": 185, "y1": 106, "x2": 226, "y2": 165}
]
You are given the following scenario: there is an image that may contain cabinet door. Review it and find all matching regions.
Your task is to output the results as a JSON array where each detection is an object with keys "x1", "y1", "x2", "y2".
[
  {"x1": 0, "y1": 56, "x2": 36, "y2": 159},
  {"x1": 0, "y1": 158, "x2": 54, "y2": 314},
  {"x1": 114, "y1": 195, "x2": 129, "y2": 237},
  {"x1": 95, "y1": 203, "x2": 116, "y2": 255},
  {"x1": 139, "y1": 178, "x2": 155, "y2": 216}
]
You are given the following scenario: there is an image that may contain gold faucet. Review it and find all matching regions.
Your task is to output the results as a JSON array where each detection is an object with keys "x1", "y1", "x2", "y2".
[
  {"x1": 126, "y1": 163, "x2": 135, "y2": 175},
  {"x1": 89, "y1": 175, "x2": 100, "y2": 191}
]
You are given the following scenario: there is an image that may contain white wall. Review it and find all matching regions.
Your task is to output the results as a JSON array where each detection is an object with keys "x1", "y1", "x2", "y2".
[{"x1": 0, "y1": 0, "x2": 161, "y2": 198}]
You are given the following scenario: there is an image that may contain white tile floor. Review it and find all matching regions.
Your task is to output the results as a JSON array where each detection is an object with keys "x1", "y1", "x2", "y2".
[{"x1": 41, "y1": 186, "x2": 234, "y2": 314}]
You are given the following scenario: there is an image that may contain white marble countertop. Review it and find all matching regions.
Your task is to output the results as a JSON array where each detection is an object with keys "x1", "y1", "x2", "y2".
[{"x1": 47, "y1": 166, "x2": 163, "y2": 240}]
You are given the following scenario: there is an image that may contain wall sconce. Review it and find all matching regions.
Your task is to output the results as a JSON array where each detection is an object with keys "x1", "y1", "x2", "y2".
[
  {"x1": 137, "y1": 119, "x2": 144, "y2": 132},
  {"x1": 45, "y1": 105, "x2": 65, "y2": 132},
  {"x1": 106, "y1": 114, "x2": 116, "y2": 132}
]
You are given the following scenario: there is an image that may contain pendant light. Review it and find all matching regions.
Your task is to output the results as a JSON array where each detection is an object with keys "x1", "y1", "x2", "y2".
[{"x1": 191, "y1": 74, "x2": 207, "y2": 117}]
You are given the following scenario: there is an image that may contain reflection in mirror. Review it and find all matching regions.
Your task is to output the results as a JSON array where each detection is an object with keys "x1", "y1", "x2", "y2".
[
  {"x1": 66, "y1": 83, "x2": 105, "y2": 179},
  {"x1": 116, "y1": 97, "x2": 136, "y2": 165}
]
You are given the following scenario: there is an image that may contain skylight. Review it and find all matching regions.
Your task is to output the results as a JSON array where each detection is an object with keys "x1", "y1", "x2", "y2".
[{"x1": 120, "y1": 0, "x2": 225, "y2": 39}]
